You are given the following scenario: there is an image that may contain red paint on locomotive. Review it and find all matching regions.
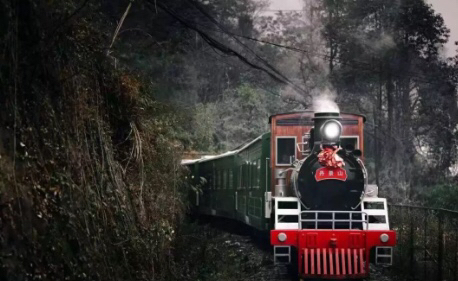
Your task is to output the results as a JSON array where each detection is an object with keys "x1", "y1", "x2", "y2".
[{"x1": 271, "y1": 230, "x2": 396, "y2": 279}]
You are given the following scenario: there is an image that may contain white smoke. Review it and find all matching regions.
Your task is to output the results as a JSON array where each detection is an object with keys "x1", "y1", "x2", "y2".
[{"x1": 312, "y1": 87, "x2": 339, "y2": 113}]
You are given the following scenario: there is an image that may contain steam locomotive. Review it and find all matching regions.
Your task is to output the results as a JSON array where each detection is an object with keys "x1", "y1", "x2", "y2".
[{"x1": 182, "y1": 111, "x2": 396, "y2": 280}]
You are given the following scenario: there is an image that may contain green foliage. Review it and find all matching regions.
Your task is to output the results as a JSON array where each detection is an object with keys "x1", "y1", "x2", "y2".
[
  {"x1": 217, "y1": 84, "x2": 271, "y2": 149},
  {"x1": 193, "y1": 103, "x2": 219, "y2": 152},
  {"x1": 185, "y1": 83, "x2": 288, "y2": 152},
  {"x1": 419, "y1": 184, "x2": 458, "y2": 210}
]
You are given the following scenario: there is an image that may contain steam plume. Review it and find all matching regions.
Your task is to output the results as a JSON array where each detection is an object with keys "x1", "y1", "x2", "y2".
[{"x1": 312, "y1": 88, "x2": 339, "y2": 113}]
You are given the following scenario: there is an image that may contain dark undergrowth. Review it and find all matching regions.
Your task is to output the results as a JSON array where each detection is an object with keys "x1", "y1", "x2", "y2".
[
  {"x1": 0, "y1": 1, "x2": 190, "y2": 280},
  {"x1": 174, "y1": 222, "x2": 276, "y2": 281},
  {"x1": 0, "y1": 1, "x2": 279, "y2": 280}
]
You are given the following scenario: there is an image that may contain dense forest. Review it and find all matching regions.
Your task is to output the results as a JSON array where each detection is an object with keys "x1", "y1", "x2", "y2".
[{"x1": 0, "y1": 0, "x2": 457, "y2": 280}]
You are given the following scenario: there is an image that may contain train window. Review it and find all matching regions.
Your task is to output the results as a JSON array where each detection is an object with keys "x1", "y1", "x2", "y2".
[
  {"x1": 251, "y1": 163, "x2": 254, "y2": 189},
  {"x1": 221, "y1": 170, "x2": 224, "y2": 190},
  {"x1": 364, "y1": 202, "x2": 384, "y2": 210},
  {"x1": 276, "y1": 137, "x2": 296, "y2": 165},
  {"x1": 246, "y1": 162, "x2": 251, "y2": 189},
  {"x1": 218, "y1": 170, "x2": 221, "y2": 190},
  {"x1": 250, "y1": 162, "x2": 254, "y2": 189},
  {"x1": 302, "y1": 133, "x2": 311, "y2": 155},
  {"x1": 221, "y1": 170, "x2": 224, "y2": 189},
  {"x1": 252, "y1": 161, "x2": 256, "y2": 189},
  {"x1": 253, "y1": 162, "x2": 256, "y2": 188},
  {"x1": 246, "y1": 164, "x2": 250, "y2": 189},
  {"x1": 246, "y1": 163, "x2": 250, "y2": 189},
  {"x1": 239, "y1": 166, "x2": 242, "y2": 189},
  {"x1": 369, "y1": 215, "x2": 387, "y2": 224},
  {"x1": 220, "y1": 170, "x2": 223, "y2": 189},
  {"x1": 245, "y1": 162, "x2": 251, "y2": 189},
  {"x1": 218, "y1": 170, "x2": 224, "y2": 189},
  {"x1": 242, "y1": 164, "x2": 246, "y2": 189},
  {"x1": 249, "y1": 162, "x2": 253, "y2": 189},
  {"x1": 251, "y1": 162, "x2": 255, "y2": 189},
  {"x1": 255, "y1": 159, "x2": 261, "y2": 188},
  {"x1": 258, "y1": 159, "x2": 262, "y2": 189},
  {"x1": 243, "y1": 165, "x2": 247, "y2": 189},
  {"x1": 203, "y1": 174, "x2": 208, "y2": 190},
  {"x1": 229, "y1": 169, "x2": 233, "y2": 189},
  {"x1": 340, "y1": 136, "x2": 359, "y2": 150},
  {"x1": 212, "y1": 171, "x2": 215, "y2": 189}
]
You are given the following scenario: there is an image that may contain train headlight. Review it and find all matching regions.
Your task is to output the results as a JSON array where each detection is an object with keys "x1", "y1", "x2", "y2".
[
  {"x1": 321, "y1": 120, "x2": 342, "y2": 142},
  {"x1": 380, "y1": 233, "x2": 389, "y2": 243},
  {"x1": 277, "y1": 232, "x2": 287, "y2": 242}
]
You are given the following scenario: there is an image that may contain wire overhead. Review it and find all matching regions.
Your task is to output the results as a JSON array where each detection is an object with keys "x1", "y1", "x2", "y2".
[
  {"x1": 146, "y1": 0, "x2": 453, "y2": 92},
  {"x1": 190, "y1": 22, "x2": 452, "y2": 88},
  {"x1": 146, "y1": 0, "x2": 310, "y2": 98}
]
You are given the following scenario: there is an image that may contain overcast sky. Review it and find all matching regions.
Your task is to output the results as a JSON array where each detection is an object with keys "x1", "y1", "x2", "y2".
[{"x1": 267, "y1": 0, "x2": 458, "y2": 57}]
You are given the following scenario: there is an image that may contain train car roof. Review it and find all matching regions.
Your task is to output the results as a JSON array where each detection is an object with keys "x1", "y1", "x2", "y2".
[
  {"x1": 268, "y1": 111, "x2": 366, "y2": 123},
  {"x1": 181, "y1": 134, "x2": 264, "y2": 165}
]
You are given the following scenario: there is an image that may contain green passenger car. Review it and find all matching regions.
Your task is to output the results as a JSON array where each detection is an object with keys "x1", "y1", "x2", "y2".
[{"x1": 183, "y1": 133, "x2": 271, "y2": 231}]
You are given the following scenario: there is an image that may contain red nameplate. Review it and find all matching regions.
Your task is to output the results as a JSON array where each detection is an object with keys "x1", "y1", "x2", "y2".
[{"x1": 315, "y1": 167, "x2": 347, "y2": 182}]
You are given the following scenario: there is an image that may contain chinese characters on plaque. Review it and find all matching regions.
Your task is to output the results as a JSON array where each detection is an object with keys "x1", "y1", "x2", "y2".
[{"x1": 315, "y1": 167, "x2": 347, "y2": 182}]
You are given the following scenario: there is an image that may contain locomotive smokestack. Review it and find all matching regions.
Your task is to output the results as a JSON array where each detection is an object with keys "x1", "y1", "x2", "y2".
[{"x1": 312, "y1": 112, "x2": 342, "y2": 151}]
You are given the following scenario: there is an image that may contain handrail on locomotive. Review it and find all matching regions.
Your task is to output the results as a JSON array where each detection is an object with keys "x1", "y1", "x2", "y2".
[{"x1": 300, "y1": 211, "x2": 369, "y2": 230}]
